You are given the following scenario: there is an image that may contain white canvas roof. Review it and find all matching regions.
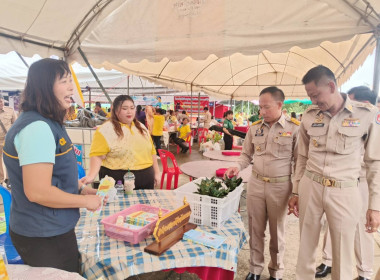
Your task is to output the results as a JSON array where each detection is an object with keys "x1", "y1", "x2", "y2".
[{"x1": 0, "y1": 0, "x2": 379, "y2": 99}]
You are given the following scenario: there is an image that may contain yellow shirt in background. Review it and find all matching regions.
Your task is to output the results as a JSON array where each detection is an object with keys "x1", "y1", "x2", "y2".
[
  {"x1": 178, "y1": 124, "x2": 191, "y2": 140},
  {"x1": 90, "y1": 121, "x2": 156, "y2": 170},
  {"x1": 152, "y1": 115, "x2": 165, "y2": 136}
]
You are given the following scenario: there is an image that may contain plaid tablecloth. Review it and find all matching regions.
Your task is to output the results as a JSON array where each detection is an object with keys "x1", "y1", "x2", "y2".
[{"x1": 76, "y1": 190, "x2": 247, "y2": 280}]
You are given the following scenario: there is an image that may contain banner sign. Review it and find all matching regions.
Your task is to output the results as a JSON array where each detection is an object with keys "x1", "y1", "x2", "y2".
[
  {"x1": 174, "y1": 96, "x2": 209, "y2": 114},
  {"x1": 73, "y1": 144, "x2": 83, "y2": 166}
]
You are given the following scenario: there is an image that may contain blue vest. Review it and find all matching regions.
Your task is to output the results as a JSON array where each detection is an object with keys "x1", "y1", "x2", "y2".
[{"x1": 3, "y1": 111, "x2": 80, "y2": 237}]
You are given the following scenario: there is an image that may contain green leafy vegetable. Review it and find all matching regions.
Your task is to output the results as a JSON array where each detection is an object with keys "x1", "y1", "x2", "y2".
[{"x1": 194, "y1": 176, "x2": 242, "y2": 198}]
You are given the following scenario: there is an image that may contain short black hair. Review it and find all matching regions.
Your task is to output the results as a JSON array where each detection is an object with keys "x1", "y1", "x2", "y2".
[
  {"x1": 95, "y1": 102, "x2": 101, "y2": 107},
  {"x1": 291, "y1": 112, "x2": 297, "y2": 118},
  {"x1": 302, "y1": 65, "x2": 336, "y2": 85},
  {"x1": 182, "y1": 110, "x2": 186, "y2": 114},
  {"x1": 259, "y1": 86, "x2": 285, "y2": 102},
  {"x1": 348, "y1": 86, "x2": 377, "y2": 105},
  {"x1": 204, "y1": 107, "x2": 208, "y2": 111},
  {"x1": 225, "y1": 110, "x2": 233, "y2": 116}
]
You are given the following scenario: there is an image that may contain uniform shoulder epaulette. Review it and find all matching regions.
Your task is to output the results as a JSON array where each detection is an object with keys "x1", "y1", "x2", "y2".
[
  {"x1": 290, "y1": 117, "x2": 300, "y2": 126},
  {"x1": 251, "y1": 119, "x2": 262, "y2": 126},
  {"x1": 304, "y1": 104, "x2": 319, "y2": 113},
  {"x1": 353, "y1": 101, "x2": 375, "y2": 111}
]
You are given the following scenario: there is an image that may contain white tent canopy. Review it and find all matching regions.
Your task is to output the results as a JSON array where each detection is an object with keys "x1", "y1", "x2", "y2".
[{"x1": 0, "y1": 0, "x2": 379, "y2": 99}]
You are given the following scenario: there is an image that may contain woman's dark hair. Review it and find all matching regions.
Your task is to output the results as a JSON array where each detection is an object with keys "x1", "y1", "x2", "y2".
[
  {"x1": 225, "y1": 110, "x2": 233, "y2": 116},
  {"x1": 136, "y1": 105, "x2": 142, "y2": 114},
  {"x1": 21, "y1": 58, "x2": 70, "y2": 124},
  {"x1": 111, "y1": 95, "x2": 146, "y2": 137}
]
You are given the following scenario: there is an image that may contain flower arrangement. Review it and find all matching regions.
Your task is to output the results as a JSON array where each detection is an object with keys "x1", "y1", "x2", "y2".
[{"x1": 205, "y1": 130, "x2": 222, "y2": 144}]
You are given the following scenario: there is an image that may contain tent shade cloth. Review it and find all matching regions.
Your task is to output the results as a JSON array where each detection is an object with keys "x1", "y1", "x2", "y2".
[{"x1": 0, "y1": 0, "x2": 379, "y2": 99}]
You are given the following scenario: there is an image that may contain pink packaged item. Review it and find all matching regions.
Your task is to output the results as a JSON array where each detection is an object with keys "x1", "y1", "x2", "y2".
[
  {"x1": 222, "y1": 151, "x2": 241, "y2": 156},
  {"x1": 216, "y1": 168, "x2": 229, "y2": 178},
  {"x1": 101, "y1": 204, "x2": 170, "y2": 244}
]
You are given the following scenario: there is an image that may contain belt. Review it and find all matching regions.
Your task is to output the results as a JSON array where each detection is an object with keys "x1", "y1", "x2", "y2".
[
  {"x1": 252, "y1": 171, "x2": 291, "y2": 183},
  {"x1": 304, "y1": 170, "x2": 358, "y2": 188}
]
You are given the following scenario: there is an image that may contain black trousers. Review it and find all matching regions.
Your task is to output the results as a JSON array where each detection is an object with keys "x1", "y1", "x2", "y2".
[
  {"x1": 99, "y1": 165, "x2": 155, "y2": 190},
  {"x1": 152, "y1": 135, "x2": 162, "y2": 155},
  {"x1": 10, "y1": 228, "x2": 80, "y2": 273},
  {"x1": 169, "y1": 134, "x2": 187, "y2": 149},
  {"x1": 224, "y1": 134, "x2": 233, "y2": 150}
]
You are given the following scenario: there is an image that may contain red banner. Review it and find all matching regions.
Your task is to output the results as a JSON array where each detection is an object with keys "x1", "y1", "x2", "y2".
[{"x1": 174, "y1": 96, "x2": 209, "y2": 115}]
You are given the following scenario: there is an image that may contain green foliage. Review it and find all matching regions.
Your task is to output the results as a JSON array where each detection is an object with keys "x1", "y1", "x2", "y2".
[{"x1": 194, "y1": 176, "x2": 243, "y2": 198}]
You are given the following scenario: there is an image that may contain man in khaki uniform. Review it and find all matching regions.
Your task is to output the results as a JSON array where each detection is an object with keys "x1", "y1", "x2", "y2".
[
  {"x1": 288, "y1": 66, "x2": 380, "y2": 280},
  {"x1": 315, "y1": 86, "x2": 377, "y2": 280},
  {"x1": 202, "y1": 107, "x2": 212, "y2": 129},
  {"x1": 0, "y1": 94, "x2": 17, "y2": 184},
  {"x1": 226, "y1": 86, "x2": 299, "y2": 280}
]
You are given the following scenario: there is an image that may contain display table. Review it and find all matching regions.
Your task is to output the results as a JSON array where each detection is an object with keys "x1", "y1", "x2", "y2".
[
  {"x1": 180, "y1": 160, "x2": 252, "y2": 183},
  {"x1": 203, "y1": 150, "x2": 242, "y2": 162},
  {"x1": 7, "y1": 264, "x2": 85, "y2": 279},
  {"x1": 76, "y1": 190, "x2": 247, "y2": 280}
]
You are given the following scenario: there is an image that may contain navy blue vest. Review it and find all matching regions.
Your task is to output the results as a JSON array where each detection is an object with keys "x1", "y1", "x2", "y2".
[{"x1": 3, "y1": 111, "x2": 80, "y2": 237}]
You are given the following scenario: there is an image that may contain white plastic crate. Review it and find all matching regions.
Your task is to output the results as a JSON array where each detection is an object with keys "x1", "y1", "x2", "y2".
[{"x1": 174, "y1": 177, "x2": 243, "y2": 228}]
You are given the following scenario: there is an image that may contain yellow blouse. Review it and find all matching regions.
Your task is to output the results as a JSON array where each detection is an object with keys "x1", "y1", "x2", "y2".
[{"x1": 90, "y1": 121, "x2": 156, "y2": 170}]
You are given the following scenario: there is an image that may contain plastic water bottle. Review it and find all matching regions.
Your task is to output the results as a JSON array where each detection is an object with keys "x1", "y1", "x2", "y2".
[
  {"x1": 123, "y1": 170, "x2": 135, "y2": 195},
  {"x1": 115, "y1": 180, "x2": 124, "y2": 197}
]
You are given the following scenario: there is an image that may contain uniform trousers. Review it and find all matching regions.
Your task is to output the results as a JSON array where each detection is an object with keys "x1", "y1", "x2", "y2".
[
  {"x1": 247, "y1": 176, "x2": 292, "y2": 278},
  {"x1": 321, "y1": 177, "x2": 374, "y2": 279},
  {"x1": 224, "y1": 134, "x2": 233, "y2": 150},
  {"x1": 296, "y1": 175, "x2": 361, "y2": 280}
]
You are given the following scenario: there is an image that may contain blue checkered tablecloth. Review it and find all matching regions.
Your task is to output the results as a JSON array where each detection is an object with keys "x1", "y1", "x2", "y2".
[{"x1": 76, "y1": 190, "x2": 247, "y2": 280}]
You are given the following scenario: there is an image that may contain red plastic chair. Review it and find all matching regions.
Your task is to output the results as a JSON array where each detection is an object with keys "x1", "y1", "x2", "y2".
[
  {"x1": 197, "y1": 128, "x2": 209, "y2": 144},
  {"x1": 158, "y1": 149, "x2": 182, "y2": 190},
  {"x1": 176, "y1": 134, "x2": 192, "y2": 154}
]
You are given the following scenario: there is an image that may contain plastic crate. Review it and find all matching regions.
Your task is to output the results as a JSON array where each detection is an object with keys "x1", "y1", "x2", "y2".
[
  {"x1": 174, "y1": 177, "x2": 243, "y2": 228},
  {"x1": 101, "y1": 204, "x2": 170, "y2": 244}
]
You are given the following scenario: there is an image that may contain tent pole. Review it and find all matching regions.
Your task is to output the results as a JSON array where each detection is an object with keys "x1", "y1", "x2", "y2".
[
  {"x1": 198, "y1": 92, "x2": 201, "y2": 129},
  {"x1": 15, "y1": 52, "x2": 29, "y2": 69},
  {"x1": 77, "y1": 47, "x2": 112, "y2": 103},
  {"x1": 190, "y1": 84, "x2": 193, "y2": 126},
  {"x1": 127, "y1": 75, "x2": 130, "y2": 95},
  {"x1": 213, "y1": 101, "x2": 216, "y2": 117},
  {"x1": 373, "y1": 34, "x2": 380, "y2": 97}
]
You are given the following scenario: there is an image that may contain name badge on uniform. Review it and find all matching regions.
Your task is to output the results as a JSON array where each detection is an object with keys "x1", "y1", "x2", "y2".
[
  {"x1": 312, "y1": 123, "x2": 325, "y2": 127},
  {"x1": 255, "y1": 128, "x2": 264, "y2": 136},
  {"x1": 342, "y1": 118, "x2": 360, "y2": 127}
]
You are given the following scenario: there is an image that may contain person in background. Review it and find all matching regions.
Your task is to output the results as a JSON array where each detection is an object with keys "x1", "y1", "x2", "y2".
[
  {"x1": 210, "y1": 116, "x2": 219, "y2": 126},
  {"x1": 3, "y1": 58, "x2": 101, "y2": 272},
  {"x1": 170, "y1": 117, "x2": 191, "y2": 153},
  {"x1": 290, "y1": 112, "x2": 297, "y2": 119},
  {"x1": 94, "y1": 102, "x2": 106, "y2": 118},
  {"x1": 0, "y1": 93, "x2": 17, "y2": 186},
  {"x1": 168, "y1": 109, "x2": 178, "y2": 124},
  {"x1": 248, "y1": 109, "x2": 261, "y2": 125},
  {"x1": 178, "y1": 110, "x2": 188, "y2": 123},
  {"x1": 145, "y1": 105, "x2": 154, "y2": 135},
  {"x1": 223, "y1": 110, "x2": 234, "y2": 150},
  {"x1": 66, "y1": 105, "x2": 77, "y2": 121},
  {"x1": 84, "y1": 95, "x2": 160, "y2": 189},
  {"x1": 288, "y1": 66, "x2": 380, "y2": 280},
  {"x1": 152, "y1": 108, "x2": 165, "y2": 156},
  {"x1": 202, "y1": 107, "x2": 212, "y2": 129},
  {"x1": 299, "y1": 113, "x2": 303, "y2": 121},
  {"x1": 314, "y1": 86, "x2": 377, "y2": 280},
  {"x1": 136, "y1": 105, "x2": 146, "y2": 125}
]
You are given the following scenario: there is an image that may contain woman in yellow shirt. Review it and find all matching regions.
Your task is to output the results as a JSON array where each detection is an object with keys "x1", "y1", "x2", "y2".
[
  {"x1": 83, "y1": 95, "x2": 160, "y2": 189},
  {"x1": 151, "y1": 108, "x2": 165, "y2": 156}
]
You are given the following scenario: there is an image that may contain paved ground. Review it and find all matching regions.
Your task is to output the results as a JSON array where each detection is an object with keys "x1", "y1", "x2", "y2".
[{"x1": 127, "y1": 142, "x2": 380, "y2": 280}]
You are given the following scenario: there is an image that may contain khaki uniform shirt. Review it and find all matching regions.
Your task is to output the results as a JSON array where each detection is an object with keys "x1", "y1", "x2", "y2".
[
  {"x1": 293, "y1": 95, "x2": 380, "y2": 210},
  {"x1": 238, "y1": 114, "x2": 299, "y2": 178},
  {"x1": 0, "y1": 107, "x2": 16, "y2": 144},
  {"x1": 203, "y1": 111, "x2": 212, "y2": 129}
]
